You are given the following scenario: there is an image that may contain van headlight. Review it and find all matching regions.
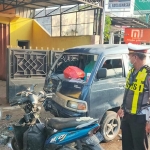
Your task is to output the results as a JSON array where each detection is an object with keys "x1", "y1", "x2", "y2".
[{"x1": 67, "y1": 101, "x2": 87, "y2": 110}]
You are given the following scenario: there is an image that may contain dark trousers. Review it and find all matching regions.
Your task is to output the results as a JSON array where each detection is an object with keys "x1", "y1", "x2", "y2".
[{"x1": 121, "y1": 113, "x2": 148, "y2": 150}]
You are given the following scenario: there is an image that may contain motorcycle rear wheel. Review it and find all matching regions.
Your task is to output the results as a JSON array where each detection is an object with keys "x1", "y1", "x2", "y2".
[{"x1": 11, "y1": 137, "x2": 20, "y2": 150}]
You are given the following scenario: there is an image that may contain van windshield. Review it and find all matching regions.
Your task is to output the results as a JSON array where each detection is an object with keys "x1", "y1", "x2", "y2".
[
  {"x1": 44, "y1": 53, "x2": 98, "y2": 95},
  {"x1": 53, "y1": 53, "x2": 98, "y2": 79}
]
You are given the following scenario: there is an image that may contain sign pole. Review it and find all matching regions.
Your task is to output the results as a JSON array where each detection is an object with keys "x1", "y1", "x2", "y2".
[
  {"x1": 100, "y1": 0, "x2": 105, "y2": 44},
  {"x1": 146, "y1": 14, "x2": 149, "y2": 23}
]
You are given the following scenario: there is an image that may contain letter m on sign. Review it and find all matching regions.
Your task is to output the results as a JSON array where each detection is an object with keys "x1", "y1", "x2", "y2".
[{"x1": 131, "y1": 29, "x2": 143, "y2": 39}]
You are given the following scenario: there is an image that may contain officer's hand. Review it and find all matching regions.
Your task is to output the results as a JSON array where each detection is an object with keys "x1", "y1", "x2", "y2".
[
  {"x1": 145, "y1": 122, "x2": 150, "y2": 133},
  {"x1": 117, "y1": 108, "x2": 124, "y2": 118}
]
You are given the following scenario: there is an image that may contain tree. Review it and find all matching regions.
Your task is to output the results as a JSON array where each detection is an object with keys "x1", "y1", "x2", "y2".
[{"x1": 104, "y1": 15, "x2": 112, "y2": 42}]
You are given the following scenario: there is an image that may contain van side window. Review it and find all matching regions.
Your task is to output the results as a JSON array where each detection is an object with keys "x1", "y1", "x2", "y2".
[{"x1": 102, "y1": 59, "x2": 123, "y2": 78}]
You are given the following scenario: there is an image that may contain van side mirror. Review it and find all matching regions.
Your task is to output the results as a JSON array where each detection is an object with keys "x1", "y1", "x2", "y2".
[{"x1": 97, "y1": 68, "x2": 107, "y2": 79}]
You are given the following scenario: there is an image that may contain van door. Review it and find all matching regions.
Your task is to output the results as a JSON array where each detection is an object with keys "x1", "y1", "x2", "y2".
[
  {"x1": 89, "y1": 54, "x2": 126, "y2": 141},
  {"x1": 90, "y1": 54, "x2": 126, "y2": 119}
]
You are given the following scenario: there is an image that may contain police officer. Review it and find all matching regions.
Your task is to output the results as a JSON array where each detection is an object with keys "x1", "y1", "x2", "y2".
[{"x1": 117, "y1": 43, "x2": 150, "y2": 150}]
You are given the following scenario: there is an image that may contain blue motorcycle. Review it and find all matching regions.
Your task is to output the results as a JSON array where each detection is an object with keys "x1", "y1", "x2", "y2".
[{"x1": 10, "y1": 85, "x2": 104, "y2": 150}]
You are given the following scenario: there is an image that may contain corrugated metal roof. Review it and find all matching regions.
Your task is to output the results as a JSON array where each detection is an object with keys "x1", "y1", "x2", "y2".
[
  {"x1": 0, "y1": 0, "x2": 103, "y2": 12},
  {"x1": 111, "y1": 17, "x2": 150, "y2": 28}
]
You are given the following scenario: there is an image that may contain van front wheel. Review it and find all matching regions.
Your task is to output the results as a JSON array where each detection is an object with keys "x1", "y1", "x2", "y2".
[{"x1": 100, "y1": 111, "x2": 120, "y2": 142}]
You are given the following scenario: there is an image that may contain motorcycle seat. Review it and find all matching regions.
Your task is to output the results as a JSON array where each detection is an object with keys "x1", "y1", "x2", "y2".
[{"x1": 46, "y1": 117, "x2": 96, "y2": 130}]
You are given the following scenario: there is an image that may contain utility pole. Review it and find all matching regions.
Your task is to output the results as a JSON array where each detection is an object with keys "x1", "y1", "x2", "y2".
[
  {"x1": 100, "y1": 0, "x2": 105, "y2": 44},
  {"x1": 119, "y1": 30, "x2": 122, "y2": 44},
  {"x1": 109, "y1": 32, "x2": 114, "y2": 44}
]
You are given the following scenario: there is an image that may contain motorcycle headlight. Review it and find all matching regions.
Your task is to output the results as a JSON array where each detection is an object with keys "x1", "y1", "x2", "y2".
[{"x1": 67, "y1": 101, "x2": 87, "y2": 110}]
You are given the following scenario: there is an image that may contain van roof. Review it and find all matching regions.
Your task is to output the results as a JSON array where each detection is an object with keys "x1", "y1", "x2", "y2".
[{"x1": 64, "y1": 44, "x2": 150, "y2": 55}]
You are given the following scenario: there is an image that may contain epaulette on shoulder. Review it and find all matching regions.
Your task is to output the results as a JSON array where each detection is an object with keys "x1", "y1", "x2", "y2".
[{"x1": 144, "y1": 65, "x2": 150, "y2": 73}]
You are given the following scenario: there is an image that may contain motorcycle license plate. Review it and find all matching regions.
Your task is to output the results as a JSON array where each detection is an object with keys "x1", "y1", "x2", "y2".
[{"x1": 86, "y1": 132, "x2": 104, "y2": 146}]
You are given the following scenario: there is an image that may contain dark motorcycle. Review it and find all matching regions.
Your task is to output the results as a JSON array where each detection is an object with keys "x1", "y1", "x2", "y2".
[{"x1": 10, "y1": 85, "x2": 104, "y2": 150}]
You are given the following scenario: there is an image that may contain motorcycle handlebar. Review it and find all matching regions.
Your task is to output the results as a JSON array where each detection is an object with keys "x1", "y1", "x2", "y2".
[{"x1": 11, "y1": 87, "x2": 52, "y2": 106}]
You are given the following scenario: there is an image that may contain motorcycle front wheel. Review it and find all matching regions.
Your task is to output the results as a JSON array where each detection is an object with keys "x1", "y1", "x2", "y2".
[{"x1": 11, "y1": 137, "x2": 20, "y2": 150}]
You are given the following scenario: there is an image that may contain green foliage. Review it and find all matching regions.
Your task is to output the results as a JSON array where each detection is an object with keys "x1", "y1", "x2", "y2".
[{"x1": 104, "y1": 15, "x2": 112, "y2": 42}]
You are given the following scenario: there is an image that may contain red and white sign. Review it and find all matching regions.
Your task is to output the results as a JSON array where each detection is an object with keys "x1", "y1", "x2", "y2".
[{"x1": 124, "y1": 28, "x2": 150, "y2": 44}]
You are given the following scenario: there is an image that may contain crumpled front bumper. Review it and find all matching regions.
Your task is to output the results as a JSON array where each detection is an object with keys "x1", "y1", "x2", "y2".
[{"x1": 43, "y1": 94, "x2": 87, "y2": 118}]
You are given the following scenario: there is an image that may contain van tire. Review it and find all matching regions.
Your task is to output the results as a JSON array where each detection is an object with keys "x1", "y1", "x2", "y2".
[{"x1": 100, "y1": 111, "x2": 120, "y2": 142}]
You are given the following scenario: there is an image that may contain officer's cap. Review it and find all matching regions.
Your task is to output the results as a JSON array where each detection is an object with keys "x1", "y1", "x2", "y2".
[{"x1": 128, "y1": 43, "x2": 150, "y2": 54}]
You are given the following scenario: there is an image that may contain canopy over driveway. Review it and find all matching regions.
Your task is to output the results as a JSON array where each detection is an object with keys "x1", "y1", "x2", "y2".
[
  {"x1": 0, "y1": 0, "x2": 103, "y2": 13},
  {"x1": 111, "y1": 17, "x2": 150, "y2": 28}
]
